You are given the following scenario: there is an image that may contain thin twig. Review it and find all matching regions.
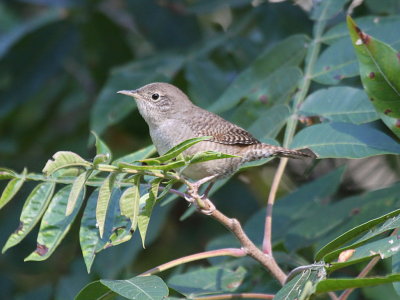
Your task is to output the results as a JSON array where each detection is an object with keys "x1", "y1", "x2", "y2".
[
  {"x1": 139, "y1": 248, "x2": 246, "y2": 276},
  {"x1": 338, "y1": 228, "x2": 399, "y2": 300},
  {"x1": 194, "y1": 293, "x2": 275, "y2": 299},
  {"x1": 263, "y1": 158, "x2": 288, "y2": 254}
]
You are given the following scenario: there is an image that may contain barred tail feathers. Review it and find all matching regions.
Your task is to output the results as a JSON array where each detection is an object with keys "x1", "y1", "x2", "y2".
[{"x1": 242, "y1": 143, "x2": 316, "y2": 162}]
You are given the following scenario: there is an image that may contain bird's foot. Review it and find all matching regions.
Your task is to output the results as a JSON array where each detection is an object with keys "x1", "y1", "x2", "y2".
[{"x1": 197, "y1": 198, "x2": 216, "y2": 215}]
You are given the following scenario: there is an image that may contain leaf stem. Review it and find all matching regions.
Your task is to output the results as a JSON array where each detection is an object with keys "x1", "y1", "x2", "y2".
[
  {"x1": 139, "y1": 248, "x2": 246, "y2": 276},
  {"x1": 261, "y1": 8, "x2": 326, "y2": 255}
]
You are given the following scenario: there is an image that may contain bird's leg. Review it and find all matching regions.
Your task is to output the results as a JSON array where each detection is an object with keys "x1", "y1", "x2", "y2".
[{"x1": 186, "y1": 175, "x2": 218, "y2": 214}]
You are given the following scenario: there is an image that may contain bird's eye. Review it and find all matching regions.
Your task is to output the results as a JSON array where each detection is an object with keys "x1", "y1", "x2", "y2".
[{"x1": 151, "y1": 93, "x2": 159, "y2": 100}]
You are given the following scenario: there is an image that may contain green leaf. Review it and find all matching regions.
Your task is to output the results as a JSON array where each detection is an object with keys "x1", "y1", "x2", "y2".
[
  {"x1": 138, "y1": 178, "x2": 162, "y2": 247},
  {"x1": 209, "y1": 34, "x2": 309, "y2": 113},
  {"x1": 92, "y1": 131, "x2": 112, "y2": 164},
  {"x1": 291, "y1": 122, "x2": 400, "y2": 158},
  {"x1": 300, "y1": 87, "x2": 379, "y2": 124},
  {"x1": 187, "y1": 151, "x2": 238, "y2": 164},
  {"x1": 113, "y1": 145, "x2": 156, "y2": 165},
  {"x1": 0, "y1": 169, "x2": 26, "y2": 210},
  {"x1": 2, "y1": 182, "x2": 55, "y2": 253},
  {"x1": 393, "y1": 253, "x2": 400, "y2": 295},
  {"x1": 66, "y1": 171, "x2": 89, "y2": 216},
  {"x1": 119, "y1": 175, "x2": 141, "y2": 230},
  {"x1": 25, "y1": 185, "x2": 85, "y2": 261},
  {"x1": 322, "y1": 15, "x2": 400, "y2": 45},
  {"x1": 316, "y1": 208, "x2": 400, "y2": 261},
  {"x1": 310, "y1": 0, "x2": 350, "y2": 21},
  {"x1": 75, "y1": 281, "x2": 115, "y2": 300},
  {"x1": 275, "y1": 265, "x2": 326, "y2": 300},
  {"x1": 101, "y1": 276, "x2": 168, "y2": 300},
  {"x1": 325, "y1": 235, "x2": 400, "y2": 271},
  {"x1": 79, "y1": 189, "x2": 100, "y2": 273},
  {"x1": 139, "y1": 136, "x2": 211, "y2": 165},
  {"x1": 168, "y1": 266, "x2": 246, "y2": 297},
  {"x1": 347, "y1": 15, "x2": 400, "y2": 137},
  {"x1": 248, "y1": 104, "x2": 291, "y2": 139},
  {"x1": 119, "y1": 160, "x2": 186, "y2": 171},
  {"x1": 96, "y1": 173, "x2": 117, "y2": 238},
  {"x1": 0, "y1": 167, "x2": 17, "y2": 180},
  {"x1": 316, "y1": 274, "x2": 400, "y2": 293},
  {"x1": 42, "y1": 151, "x2": 91, "y2": 175}
]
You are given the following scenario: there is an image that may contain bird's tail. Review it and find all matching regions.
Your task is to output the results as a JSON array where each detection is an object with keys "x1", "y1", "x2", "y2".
[{"x1": 242, "y1": 144, "x2": 317, "y2": 162}]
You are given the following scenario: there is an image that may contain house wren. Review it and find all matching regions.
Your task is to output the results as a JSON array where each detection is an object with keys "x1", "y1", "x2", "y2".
[{"x1": 118, "y1": 82, "x2": 314, "y2": 183}]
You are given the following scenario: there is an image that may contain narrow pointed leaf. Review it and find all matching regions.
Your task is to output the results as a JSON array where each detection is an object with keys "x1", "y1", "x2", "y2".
[
  {"x1": 100, "y1": 276, "x2": 168, "y2": 300},
  {"x1": 316, "y1": 274, "x2": 400, "y2": 293},
  {"x1": 42, "y1": 151, "x2": 91, "y2": 175},
  {"x1": 0, "y1": 168, "x2": 17, "y2": 180},
  {"x1": 316, "y1": 208, "x2": 400, "y2": 261},
  {"x1": 0, "y1": 169, "x2": 26, "y2": 210},
  {"x1": 187, "y1": 151, "x2": 238, "y2": 164},
  {"x1": 327, "y1": 235, "x2": 400, "y2": 272},
  {"x1": 119, "y1": 160, "x2": 185, "y2": 171},
  {"x1": 66, "y1": 171, "x2": 88, "y2": 216},
  {"x1": 119, "y1": 175, "x2": 141, "y2": 230},
  {"x1": 92, "y1": 131, "x2": 112, "y2": 164},
  {"x1": 113, "y1": 145, "x2": 156, "y2": 165},
  {"x1": 96, "y1": 173, "x2": 117, "y2": 238},
  {"x1": 2, "y1": 182, "x2": 55, "y2": 253},
  {"x1": 138, "y1": 178, "x2": 162, "y2": 247},
  {"x1": 25, "y1": 185, "x2": 85, "y2": 261},
  {"x1": 80, "y1": 189, "x2": 100, "y2": 273},
  {"x1": 139, "y1": 136, "x2": 211, "y2": 165}
]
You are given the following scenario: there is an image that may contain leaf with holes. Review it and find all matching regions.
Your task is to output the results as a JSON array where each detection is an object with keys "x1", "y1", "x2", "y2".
[
  {"x1": 2, "y1": 182, "x2": 55, "y2": 253},
  {"x1": 348, "y1": 15, "x2": 400, "y2": 136},
  {"x1": 25, "y1": 185, "x2": 85, "y2": 261}
]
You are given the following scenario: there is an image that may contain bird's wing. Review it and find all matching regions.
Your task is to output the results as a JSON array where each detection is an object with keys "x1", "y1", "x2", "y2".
[{"x1": 186, "y1": 109, "x2": 261, "y2": 145}]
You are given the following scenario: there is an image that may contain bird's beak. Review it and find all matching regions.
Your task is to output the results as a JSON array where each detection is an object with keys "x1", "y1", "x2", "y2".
[{"x1": 117, "y1": 90, "x2": 139, "y2": 97}]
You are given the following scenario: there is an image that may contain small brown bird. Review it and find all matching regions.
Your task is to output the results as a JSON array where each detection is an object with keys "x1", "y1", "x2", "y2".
[{"x1": 118, "y1": 82, "x2": 314, "y2": 191}]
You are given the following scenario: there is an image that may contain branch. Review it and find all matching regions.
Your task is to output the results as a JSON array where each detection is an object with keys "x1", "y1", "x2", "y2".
[
  {"x1": 139, "y1": 248, "x2": 246, "y2": 276},
  {"x1": 194, "y1": 293, "x2": 275, "y2": 299}
]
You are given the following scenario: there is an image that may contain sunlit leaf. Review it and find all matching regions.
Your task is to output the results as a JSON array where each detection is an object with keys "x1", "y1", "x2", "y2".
[
  {"x1": 92, "y1": 131, "x2": 112, "y2": 164},
  {"x1": 66, "y1": 171, "x2": 89, "y2": 216},
  {"x1": 119, "y1": 175, "x2": 141, "y2": 230},
  {"x1": 42, "y1": 151, "x2": 91, "y2": 175},
  {"x1": 139, "y1": 136, "x2": 211, "y2": 165},
  {"x1": 138, "y1": 178, "x2": 162, "y2": 247},
  {"x1": 25, "y1": 185, "x2": 85, "y2": 261},
  {"x1": 113, "y1": 145, "x2": 156, "y2": 165},
  {"x1": 0, "y1": 167, "x2": 17, "y2": 180},
  {"x1": 96, "y1": 173, "x2": 117, "y2": 238},
  {"x1": 2, "y1": 182, "x2": 55, "y2": 253},
  {"x1": 0, "y1": 169, "x2": 26, "y2": 210}
]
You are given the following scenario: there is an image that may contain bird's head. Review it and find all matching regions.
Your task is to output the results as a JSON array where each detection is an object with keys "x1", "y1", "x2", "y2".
[{"x1": 118, "y1": 82, "x2": 193, "y2": 126}]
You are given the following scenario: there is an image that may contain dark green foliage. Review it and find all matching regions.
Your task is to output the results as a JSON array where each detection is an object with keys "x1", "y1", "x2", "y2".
[{"x1": 1, "y1": 1, "x2": 400, "y2": 299}]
